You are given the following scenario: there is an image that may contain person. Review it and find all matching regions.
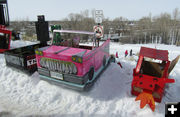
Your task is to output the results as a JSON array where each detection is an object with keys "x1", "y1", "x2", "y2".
[
  {"x1": 115, "y1": 52, "x2": 123, "y2": 68},
  {"x1": 130, "y1": 49, "x2": 133, "y2": 56},
  {"x1": 125, "y1": 50, "x2": 128, "y2": 57},
  {"x1": 116, "y1": 52, "x2": 119, "y2": 58}
]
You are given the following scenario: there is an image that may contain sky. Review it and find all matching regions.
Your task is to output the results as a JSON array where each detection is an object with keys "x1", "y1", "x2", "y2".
[{"x1": 7, "y1": 0, "x2": 180, "y2": 21}]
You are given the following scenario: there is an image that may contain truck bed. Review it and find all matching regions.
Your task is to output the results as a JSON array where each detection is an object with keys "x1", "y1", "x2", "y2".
[{"x1": 4, "y1": 43, "x2": 44, "y2": 74}]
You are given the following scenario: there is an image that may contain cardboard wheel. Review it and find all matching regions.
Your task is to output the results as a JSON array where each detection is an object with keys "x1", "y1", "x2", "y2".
[
  {"x1": 88, "y1": 67, "x2": 94, "y2": 81},
  {"x1": 103, "y1": 55, "x2": 106, "y2": 66}
]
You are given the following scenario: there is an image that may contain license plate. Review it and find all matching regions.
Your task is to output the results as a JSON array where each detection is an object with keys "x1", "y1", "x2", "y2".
[{"x1": 50, "y1": 71, "x2": 63, "y2": 80}]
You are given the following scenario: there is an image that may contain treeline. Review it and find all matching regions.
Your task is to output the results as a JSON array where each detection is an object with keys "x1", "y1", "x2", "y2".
[{"x1": 11, "y1": 9, "x2": 180, "y2": 45}]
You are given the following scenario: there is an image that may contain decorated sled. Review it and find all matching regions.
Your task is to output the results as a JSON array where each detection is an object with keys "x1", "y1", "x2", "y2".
[
  {"x1": 131, "y1": 46, "x2": 180, "y2": 111},
  {"x1": 36, "y1": 29, "x2": 112, "y2": 90}
]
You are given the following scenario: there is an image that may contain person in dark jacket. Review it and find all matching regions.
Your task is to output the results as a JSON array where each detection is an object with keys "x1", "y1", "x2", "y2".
[{"x1": 130, "y1": 49, "x2": 133, "y2": 56}]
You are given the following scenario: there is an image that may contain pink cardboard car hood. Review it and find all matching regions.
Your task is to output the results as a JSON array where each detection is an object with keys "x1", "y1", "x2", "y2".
[{"x1": 43, "y1": 45, "x2": 91, "y2": 57}]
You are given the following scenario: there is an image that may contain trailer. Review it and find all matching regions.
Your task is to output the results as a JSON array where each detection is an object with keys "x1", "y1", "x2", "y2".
[{"x1": 4, "y1": 15, "x2": 50, "y2": 74}]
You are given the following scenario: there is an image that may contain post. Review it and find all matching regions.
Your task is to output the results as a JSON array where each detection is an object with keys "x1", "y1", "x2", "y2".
[
  {"x1": 94, "y1": 10, "x2": 104, "y2": 47},
  {"x1": 35, "y1": 15, "x2": 50, "y2": 46},
  {"x1": 0, "y1": 0, "x2": 9, "y2": 26},
  {"x1": 97, "y1": 23, "x2": 101, "y2": 47}
]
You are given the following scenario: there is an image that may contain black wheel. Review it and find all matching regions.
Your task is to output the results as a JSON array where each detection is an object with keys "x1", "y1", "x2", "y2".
[
  {"x1": 109, "y1": 55, "x2": 115, "y2": 63},
  {"x1": 88, "y1": 67, "x2": 94, "y2": 81},
  {"x1": 103, "y1": 55, "x2": 106, "y2": 66},
  {"x1": 84, "y1": 82, "x2": 93, "y2": 91}
]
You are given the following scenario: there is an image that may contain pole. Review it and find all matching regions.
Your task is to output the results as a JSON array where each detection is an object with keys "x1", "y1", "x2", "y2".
[
  {"x1": 5, "y1": 0, "x2": 9, "y2": 26},
  {"x1": 97, "y1": 23, "x2": 100, "y2": 47}
]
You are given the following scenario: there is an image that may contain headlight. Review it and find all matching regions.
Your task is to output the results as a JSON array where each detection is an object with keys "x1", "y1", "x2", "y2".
[
  {"x1": 72, "y1": 56, "x2": 76, "y2": 61},
  {"x1": 133, "y1": 86, "x2": 143, "y2": 93},
  {"x1": 152, "y1": 92, "x2": 161, "y2": 99},
  {"x1": 35, "y1": 50, "x2": 43, "y2": 56},
  {"x1": 72, "y1": 56, "x2": 83, "y2": 63}
]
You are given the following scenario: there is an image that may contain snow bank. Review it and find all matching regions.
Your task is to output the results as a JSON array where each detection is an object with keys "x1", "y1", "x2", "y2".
[{"x1": 0, "y1": 40, "x2": 179, "y2": 117}]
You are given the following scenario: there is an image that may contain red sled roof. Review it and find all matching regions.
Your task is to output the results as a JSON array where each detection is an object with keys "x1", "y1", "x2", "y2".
[{"x1": 139, "y1": 47, "x2": 169, "y2": 61}]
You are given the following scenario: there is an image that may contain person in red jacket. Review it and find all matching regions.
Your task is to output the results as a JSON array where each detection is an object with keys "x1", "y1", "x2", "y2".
[{"x1": 125, "y1": 50, "x2": 128, "y2": 57}]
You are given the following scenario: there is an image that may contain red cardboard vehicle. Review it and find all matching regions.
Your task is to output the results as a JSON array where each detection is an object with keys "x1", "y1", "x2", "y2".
[
  {"x1": 0, "y1": 0, "x2": 11, "y2": 53},
  {"x1": 0, "y1": 25, "x2": 11, "y2": 53},
  {"x1": 131, "y1": 46, "x2": 179, "y2": 111}
]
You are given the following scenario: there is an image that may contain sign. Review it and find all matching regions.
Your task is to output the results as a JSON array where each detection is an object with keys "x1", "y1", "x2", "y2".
[
  {"x1": 95, "y1": 17, "x2": 102, "y2": 24},
  {"x1": 95, "y1": 10, "x2": 103, "y2": 24},
  {"x1": 93, "y1": 25, "x2": 104, "y2": 38},
  {"x1": 50, "y1": 71, "x2": 63, "y2": 80},
  {"x1": 27, "y1": 58, "x2": 36, "y2": 66},
  {"x1": 95, "y1": 10, "x2": 103, "y2": 16},
  {"x1": 5, "y1": 54, "x2": 24, "y2": 66}
]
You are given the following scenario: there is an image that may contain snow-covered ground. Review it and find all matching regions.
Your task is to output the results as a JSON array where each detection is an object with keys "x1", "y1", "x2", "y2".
[{"x1": 0, "y1": 40, "x2": 180, "y2": 117}]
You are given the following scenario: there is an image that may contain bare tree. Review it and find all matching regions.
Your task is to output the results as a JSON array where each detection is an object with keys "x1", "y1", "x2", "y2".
[{"x1": 172, "y1": 8, "x2": 180, "y2": 45}]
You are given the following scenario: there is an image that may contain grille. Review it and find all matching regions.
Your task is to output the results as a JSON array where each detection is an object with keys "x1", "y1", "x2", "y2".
[{"x1": 40, "y1": 57, "x2": 77, "y2": 74}]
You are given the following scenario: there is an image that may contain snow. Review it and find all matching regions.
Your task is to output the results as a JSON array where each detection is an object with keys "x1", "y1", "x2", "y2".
[{"x1": 0, "y1": 40, "x2": 180, "y2": 117}]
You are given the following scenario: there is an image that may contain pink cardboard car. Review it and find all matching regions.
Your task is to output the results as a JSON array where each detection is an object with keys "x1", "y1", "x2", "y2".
[{"x1": 35, "y1": 30, "x2": 112, "y2": 90}]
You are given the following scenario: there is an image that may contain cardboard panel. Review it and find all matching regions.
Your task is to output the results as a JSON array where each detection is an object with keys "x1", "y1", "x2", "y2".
[{"x1": 168, "y1": 55, "x2": 180, "y2": 73}]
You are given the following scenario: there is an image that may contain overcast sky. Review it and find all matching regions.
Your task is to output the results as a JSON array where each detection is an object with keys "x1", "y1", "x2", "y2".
[{"x1": 8, "y1": 0, "x2": 180, "y2": 21}]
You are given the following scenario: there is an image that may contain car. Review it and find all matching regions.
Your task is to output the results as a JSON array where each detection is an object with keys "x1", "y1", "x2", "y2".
[{"x1": 35, "y1": 29, "x2": 112, "y2": 90}]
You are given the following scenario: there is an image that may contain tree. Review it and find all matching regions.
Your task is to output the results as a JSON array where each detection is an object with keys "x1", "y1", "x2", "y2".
[
  {"x1": 153, "y1": 13, "x2": 171, "y2": 44},
  {"x1": 172, "y1": 8, "x2": 180, "y2": 45}
]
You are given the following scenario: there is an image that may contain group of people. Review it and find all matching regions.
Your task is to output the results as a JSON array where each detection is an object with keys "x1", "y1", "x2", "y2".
[
  {"x1": 115, "y1": 49, "x2": 133, "y2": 68},
  {"x1": 115, "y1": 49, "x2": 133, "y2": 59},
  {"x1": 125, "y1": 49, "x2": 133, "y2": 57}
]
